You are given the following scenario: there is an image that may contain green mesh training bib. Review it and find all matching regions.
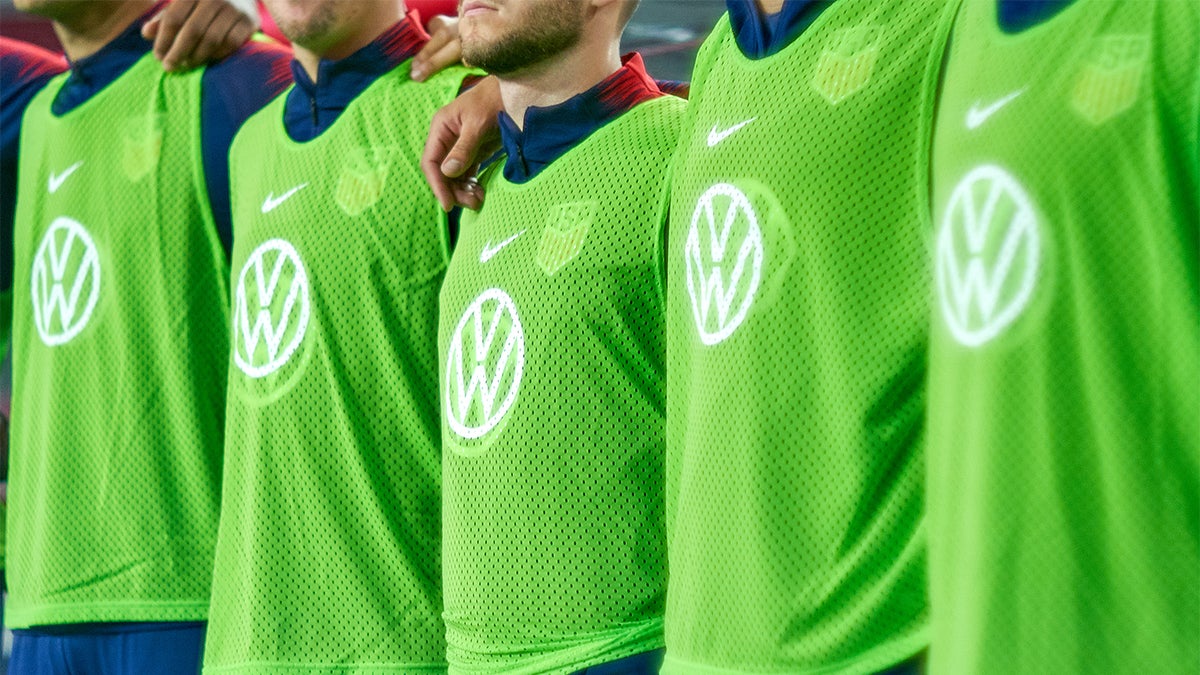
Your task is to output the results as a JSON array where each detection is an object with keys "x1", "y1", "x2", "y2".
[
  {"x1": 927, "y1": 2, "x2": 1199, "y2": 673},
  {"x1": 437, "y1": 95, "x2": 684, "y2": 675},
  {"x1": 202, "y1": 63, "x2": 471, "y2": 674},
  {"x1": 662, "y1": 2, "x2": 957, "y2": 673},
  {"x1": 7, "y1": 52, "x2": 227, "y2": 628},
  {"x1": 2, "y1": 290, "x2": 10, "y2": 355}
]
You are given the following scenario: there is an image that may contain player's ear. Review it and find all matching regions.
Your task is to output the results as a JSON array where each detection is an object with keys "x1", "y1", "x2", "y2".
[
  {"x1": 588, "y1": 0, "x2": 623, "y2": 15},
  {"x1": 592, "y1": 0, "x2": 638, "y2": 33}
]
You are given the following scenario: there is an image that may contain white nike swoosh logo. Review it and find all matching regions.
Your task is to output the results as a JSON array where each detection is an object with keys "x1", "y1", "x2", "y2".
[
  {"x1": 707, "y1": 118, "x2": 756, "y2": 147},
  {"x1": 261, "y1": 183, "x2": 309, "y2": 213},
  {"x1": 480, "y1": 230, "x2": 526, "y2": 263},
  {"x1": 48, "y1": 161, "x2": 83, "y2": 193},
  {"x1": 966, "y1": 88, "x2": 1026, "y2": 130}
]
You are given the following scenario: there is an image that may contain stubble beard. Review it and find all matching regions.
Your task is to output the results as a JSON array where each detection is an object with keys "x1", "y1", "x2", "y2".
[
  {"x1": 274, "y1": 0, "x2": 340, "y2": 49},
  {"x1": 462, "y1": 3, "x2": 585, "y2": 76}
]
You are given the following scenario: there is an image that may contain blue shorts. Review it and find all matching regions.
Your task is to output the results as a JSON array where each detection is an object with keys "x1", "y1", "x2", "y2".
[
  {"x1": 10, "y1": 621, "x2": 206, "y2": 675},
  {"x1": 572, "y1": 649, "x2": 665, "y2": 675},
  {"x1": 879, "y1": 652, "x2": 926, "y2": 675}
]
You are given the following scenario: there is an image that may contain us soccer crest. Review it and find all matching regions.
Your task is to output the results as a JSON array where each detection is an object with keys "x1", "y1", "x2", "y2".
[
  {"x1": 1071, "y1": 35, "x2": 1148, "y2": 125},
  {"x1": 122, "y1": 114, "x2": 163, "y2": 182},
  {"x1": 336, "y1": 147, "x2": 392, "y2": 216},
  {"x1": 536, "y1": 201, "x2": 596, "y2": 276},
  {"x1": 812, "y1": 26, "x2": 882, "y2": 104}
]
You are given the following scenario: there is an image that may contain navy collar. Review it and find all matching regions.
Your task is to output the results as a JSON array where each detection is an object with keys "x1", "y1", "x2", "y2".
[
  {"x1": 52, "y1": 1, "x2": 164, "y2": 115},
  {"x1": 996, "y1": 0, "x2": 1077, "y2": 33},
  {"x1": 284, "y1": 10, "x2": 429, "y2": 142},
  {"x1": 497, "y1": 53, "x2": 663, "y2": 184},
  {"x1": 726, "y1": 0, "x2": 834, "y2": 59}
]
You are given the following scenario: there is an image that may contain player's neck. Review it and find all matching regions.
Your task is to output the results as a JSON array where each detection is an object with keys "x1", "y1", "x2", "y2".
[
  {"x1": 52, "y1": 0, "x2": 156, "y2": 63},
  {"x1": 292, "y1": 8, "x2": 406, "y2": 82},
  {"x1": 757, "y1": 0, "x2": 786, "y2": 14},
  {"x1": 497, "y1": 37, "x2": 621, "y2": 131}
]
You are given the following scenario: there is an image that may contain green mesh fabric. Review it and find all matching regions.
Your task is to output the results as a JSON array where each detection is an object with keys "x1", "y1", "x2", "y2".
[
  {"x1": 8, "y1": 52, "x2": 226, "y2": 628},
  {"x1": 927, "y1": 1, "x2": 1200, "y2": 672},
  {"x1": 662, "y1": 2, "x2": 958, "y2": 672},
  {"x1": 203, "y1": 63, "x2": 472, "y2": 673},
  {"x1": 437, "y1": 95, "x2": 684, "y2": 675}
]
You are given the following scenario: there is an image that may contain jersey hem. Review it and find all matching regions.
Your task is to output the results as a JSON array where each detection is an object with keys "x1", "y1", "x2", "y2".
[
  {"x1": 448, "y1": 618, "x2": 664, "y2": 675},
  {"x1": 204, "y1": 662, "x2": 448, "y2": 674},
  {"x1": 5, "y1": 599, "x2": 210, "y2": 630},
  {"x1": 661, "y1": 629, "x2": 928, "y2": 675}
]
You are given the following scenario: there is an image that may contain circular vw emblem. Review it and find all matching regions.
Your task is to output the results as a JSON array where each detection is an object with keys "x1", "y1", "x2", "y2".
[
  {"x1": 232, "y1": 239, "x2": 311, "y2": 378},
  {"x1": 684, "y1": 183, "x2": 764, "y2": 345},
  {"x1": 31, "y1": 217, "x2": 102, "y2": 346},
  {"x1": 444, "y1": 288, "x2": 525, "y2": 441},
  {"x1": 936, "y1": 164, "x2": 1041, "y2": 347}
]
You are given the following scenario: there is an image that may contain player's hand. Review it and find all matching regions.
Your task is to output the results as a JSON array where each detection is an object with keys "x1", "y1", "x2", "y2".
[
  {"x1": 142, "y1": 0, "x2": 258, "y2": 72},
  {"x1": 422, "y1": 76, "x2": 503, "y2": 212},
  {"x1": 412, "y1": 14, "x2": 461, "y2": 82}
]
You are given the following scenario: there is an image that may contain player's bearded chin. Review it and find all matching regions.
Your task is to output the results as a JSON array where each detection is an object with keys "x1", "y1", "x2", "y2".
[{"x1": 460, "y1": 0, "x2": 586, "y2": 75}]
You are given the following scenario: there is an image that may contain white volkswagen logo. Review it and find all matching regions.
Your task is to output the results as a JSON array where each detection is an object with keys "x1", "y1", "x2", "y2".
[
  {"x1": 232, "y1": 239, "x2": 311, "y2": 377},
  {"x1": 684, "y1": 183, "x2": 764, "y2": 345},
  {"x1": 31, "y1": 216, "x2": 101, "y2": 346},
  {"x1": 936, "y1": 164, "x2": 1041, "y2": 347},
  {"x1": 444, "y1": 288, "x2": 525, "y2": 440}
]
